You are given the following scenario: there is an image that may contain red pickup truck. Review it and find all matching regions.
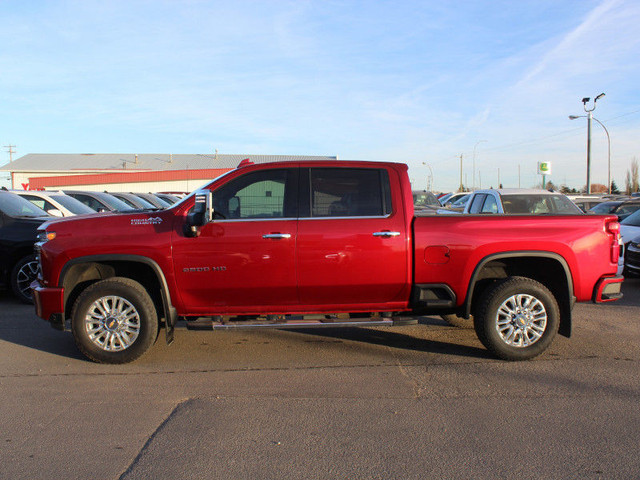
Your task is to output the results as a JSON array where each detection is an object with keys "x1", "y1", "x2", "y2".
[{"x1": 32, "y1": 160, "x2": 623, "y2": 364}]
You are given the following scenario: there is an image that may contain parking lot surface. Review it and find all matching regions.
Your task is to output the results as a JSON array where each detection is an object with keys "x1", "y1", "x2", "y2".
[{"x1": 1, "y1": 280, "x2": 640, "y2": 479}]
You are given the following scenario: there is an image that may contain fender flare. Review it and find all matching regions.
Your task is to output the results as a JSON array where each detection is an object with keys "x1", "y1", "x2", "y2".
[
  {"x1": 60, "y1": 254, "x2": 178, "y2": 344},
  {"x1": 464, "y1": 251, "x2": 575, "y2": 337}
]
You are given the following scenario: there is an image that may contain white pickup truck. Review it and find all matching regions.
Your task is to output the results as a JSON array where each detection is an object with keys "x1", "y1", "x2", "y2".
[{"x1": 462, "y1": 189, "x2": 582, "y2": 215}]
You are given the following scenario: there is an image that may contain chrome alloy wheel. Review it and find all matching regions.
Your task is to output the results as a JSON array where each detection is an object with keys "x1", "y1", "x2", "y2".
[
  {"x1": 17, "y1": 260, "x2": 39, "y2": 299},
  {"x1": 84, "y1": 296, "x2": 141, "y2": 352},
  {"x1": 495, "y1": 294, "x2": 547, "y2": 348}
]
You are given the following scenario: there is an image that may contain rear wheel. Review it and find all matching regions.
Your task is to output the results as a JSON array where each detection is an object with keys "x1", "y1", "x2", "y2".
[
  {"x1": 474, "y1": 276, "x2": 559, "y2": 361},
  {"x1": 11, "y1": 254, "x2": 39, "y2": 304},
  {"x1": 71, "y1": 277, "x2": 158, "y2": 364}
]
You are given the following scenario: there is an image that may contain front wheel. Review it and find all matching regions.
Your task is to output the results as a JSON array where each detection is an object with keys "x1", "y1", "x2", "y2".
[
  {"x1": 474, "y1": 277, "x2": 559, "y2": 361},
  {"x1": 71, "y1": 277, "x2": 158, "y2": 364}
]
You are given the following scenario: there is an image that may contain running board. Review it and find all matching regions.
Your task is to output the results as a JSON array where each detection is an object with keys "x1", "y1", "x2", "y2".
[{"x1": 185, "y1": 316, "x2": 417, "y2": 331}]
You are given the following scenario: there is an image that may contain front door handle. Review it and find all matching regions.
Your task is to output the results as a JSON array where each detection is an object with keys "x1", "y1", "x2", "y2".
[
  {"x1": 373, "y1": 231, "x2": 401, "y2": 237},
  {"x1": 263, "y1": 233, "x2": 292, "y2": 239}
]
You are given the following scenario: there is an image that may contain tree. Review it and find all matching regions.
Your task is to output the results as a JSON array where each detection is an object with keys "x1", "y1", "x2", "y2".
[
  {"x1": 627, "y1": 158, "x2": 640, "y2": 194},
  {"x1": 591, "y1": 183, "x2": 608, "y2": 193},
  {"x1": 611, "y1": 179, "x2": 620, "y2": 194}
]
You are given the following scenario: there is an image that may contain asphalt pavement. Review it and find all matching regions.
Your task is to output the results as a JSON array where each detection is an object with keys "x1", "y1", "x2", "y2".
[{"x1": 1, "y1": 280, "x2": 639, "y2": 479}]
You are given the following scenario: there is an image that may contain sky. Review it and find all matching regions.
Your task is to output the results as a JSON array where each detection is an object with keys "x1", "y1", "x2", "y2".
[{"x1": 1, "y1": 0, "x2": 640, "y2": 191}]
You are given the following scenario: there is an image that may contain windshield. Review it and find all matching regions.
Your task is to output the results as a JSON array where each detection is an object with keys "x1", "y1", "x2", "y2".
[
  {"x1": 501, "y1": 194, "x2": 582, "y2": 214},
  {"x1": 0, "y1": 192, "x2": 49, "y2": 217},
  {"x1": 171, "y1": 170, "x2": 238, "y2": 209},
  {"x1": 98, "y1": 193, "x2": 136, "y2": 211},
  {"x1": 50, "y1": 195, "x2": 95, "y2": 214},
  {"x1": 621, "y1": 208, "x2": 640, "y2": 226},
  {"x1": 413, "y1": 192, "x2": 440, "y2": 207}
]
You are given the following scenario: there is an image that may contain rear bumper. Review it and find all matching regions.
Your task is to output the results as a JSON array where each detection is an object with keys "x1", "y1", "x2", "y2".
[
  {"x1": 593, "y1": 275, "x2": 624, "y2": 303},
  {"x1": 31, "y1": 280, "x2": 65, "y2": 330}
]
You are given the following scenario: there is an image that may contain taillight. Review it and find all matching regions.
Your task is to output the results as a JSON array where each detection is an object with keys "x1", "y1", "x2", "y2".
[{"x1": 606, "y1": 219, "x2": 621, "y2": 263}]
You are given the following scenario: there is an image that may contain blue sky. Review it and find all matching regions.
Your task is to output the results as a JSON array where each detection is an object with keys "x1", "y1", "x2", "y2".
[{"x1": 1, "y1": 0, "x2": 639, "y2": 191}]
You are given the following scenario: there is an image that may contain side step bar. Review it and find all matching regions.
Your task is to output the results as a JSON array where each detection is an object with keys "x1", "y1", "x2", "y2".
[{"x1": 185, "y1": 315, "x2": 417, "y2": 331}]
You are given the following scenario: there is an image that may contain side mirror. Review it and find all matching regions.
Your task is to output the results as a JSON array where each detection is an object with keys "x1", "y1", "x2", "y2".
[{"x1": 185, "y1": 190, "x2": 213, "y2": 237}]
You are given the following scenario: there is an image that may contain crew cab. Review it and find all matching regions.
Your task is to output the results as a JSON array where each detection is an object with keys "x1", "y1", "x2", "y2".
[{"x1": 32, "y1": 161, "x2": 623, "y2": 364}]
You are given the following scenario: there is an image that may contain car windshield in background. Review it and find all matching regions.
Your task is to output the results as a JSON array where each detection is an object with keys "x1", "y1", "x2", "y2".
[
  {"x1": 502, "y1": 194, "x2": 583, "y2": 214},
  {"x1": 99, "y1": 194, "x2": 136, "y2": 211},
  {"x1": 588, "y1": 201, "x2": 623, "y2": 214},
  {"x1": 413, "y1": 192, "x2": 440, "y2": 207},
  {"x1": 0, "y1": 192, "x2": 49, "y2": 217},
  {"x1": 50, "y1": 195, "x2": 95, "y2": 214},
  {"x1": 621, "y1": 209, "x2": 640, "y2": 227}
]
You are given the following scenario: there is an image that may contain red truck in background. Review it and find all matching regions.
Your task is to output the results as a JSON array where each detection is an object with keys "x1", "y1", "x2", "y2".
[{"x1": 32, "y1": 160, "x2": 623, "y2": 364}]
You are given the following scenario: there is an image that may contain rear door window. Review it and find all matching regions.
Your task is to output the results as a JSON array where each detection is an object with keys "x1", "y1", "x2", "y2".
[{"x1": 305, "y1": 168, "x2": 392, "y2": 217}]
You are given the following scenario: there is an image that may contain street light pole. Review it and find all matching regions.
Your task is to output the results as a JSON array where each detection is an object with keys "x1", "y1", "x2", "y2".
[
  {"x1": 574, "y1": 93, "x2": 605, "y2": 194},
  {"x1": 569, "y1": 105, "x2": 610, "y2": 194},
  {"x1": 422, "y1": 162, "x2": 434, "y2": 191}
]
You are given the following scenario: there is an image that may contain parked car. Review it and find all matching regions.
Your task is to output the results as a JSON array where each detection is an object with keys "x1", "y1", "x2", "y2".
[
  {"x1": 588, "y1": 201, "x2": 625, "y2": 215},
  {"x1": 132, "y1": 192, "x2": 172, "y2": 209},
  {"x1": 108, "y1": 192, "x2": 158, "y2": 210},
  {"x1": 623, "y1": 235, "x2": 640, "y2": 276},
  {"x1": 440, "y1": 192, "x2": 468, "y2": 206},
  {"x1": 413, "y1": 190, "x2": 441, "y2": 215},
  {"x1": 154, "y1": 193, "x2": 181, "y2": 205},
  {"x1": 33, "y1": 160, "x2": 621, "y2": 364},
  {"x1": 620, "y1": 209, "x2": 640, "y2": 247},
  {"x1": 0, "y1": 191, "x2": 51, "y2": 302},
  {"x1": 608, "y1": 199, "x2": 640, "y2": 221},
  {"x1": 13, "y1": 190, "x2": 96, "y2": 217},
  {"x1": 63, "y1": 191, "x2": 135, "y2": 212},
  {"x1": 463, "y1": 189, "x2": 582, "y2": 215}
]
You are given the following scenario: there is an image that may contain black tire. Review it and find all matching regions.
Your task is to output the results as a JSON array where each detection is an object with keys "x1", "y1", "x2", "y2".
[
  {"x1": 10, "y1": 254, "x2": 39, "y2": 304},
  {"x1": 440, "y1": 313, "x2": 473, "y2": 328},
  {"x1": 474, "y1": 276, "x2": 559, "y2": 361},
  {"x1": 71, "y1": 277, "x2": 158, "y2": 364}
]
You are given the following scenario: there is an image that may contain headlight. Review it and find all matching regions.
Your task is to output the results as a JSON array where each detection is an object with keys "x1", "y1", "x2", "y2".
[{"x1": 36, "y1": 231, "x2": 56, "y2": 242}]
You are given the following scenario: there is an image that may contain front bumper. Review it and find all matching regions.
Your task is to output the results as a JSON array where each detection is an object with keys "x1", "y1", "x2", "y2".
[
  {"x1": 31, "y1": 280, "x2": 65, "y2": 330},
  {"x1": 593, "y1": 275, "x2": 624, "y2": 303}
]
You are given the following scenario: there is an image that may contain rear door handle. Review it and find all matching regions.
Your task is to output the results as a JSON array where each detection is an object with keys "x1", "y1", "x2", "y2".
[
  {"x1": 373, "y1": 231, "x2": 401, "y2": 237},
  {"x1": 263, "y1": 233, "x2": 292, "y2": 239}
]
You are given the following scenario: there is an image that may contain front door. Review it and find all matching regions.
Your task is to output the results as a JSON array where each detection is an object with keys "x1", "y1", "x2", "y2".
[{"x1": 172, "y1": 167, "x2": 299, "y2": 314}]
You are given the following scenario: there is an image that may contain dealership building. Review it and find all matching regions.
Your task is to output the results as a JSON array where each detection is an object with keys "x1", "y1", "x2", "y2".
[{"x1": 0, "y1": 153, "x2": 337, "y2": 192}]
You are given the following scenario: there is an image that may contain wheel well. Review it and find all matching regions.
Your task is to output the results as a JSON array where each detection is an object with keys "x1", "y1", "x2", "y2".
[
  {"x1": 468, "y1": 256, "x2": 572, "y2": 337},
  {"x1": 62, "y1": 261, "x2": 164, "y2": 324}
]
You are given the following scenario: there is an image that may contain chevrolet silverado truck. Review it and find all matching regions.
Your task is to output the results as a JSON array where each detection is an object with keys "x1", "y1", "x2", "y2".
[{"x1": 32, "y1": 160, "x2": 623, "y2": 363}]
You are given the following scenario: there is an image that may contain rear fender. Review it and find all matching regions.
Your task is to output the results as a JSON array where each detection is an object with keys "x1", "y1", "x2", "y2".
[{"x1": 465, "y1": 251, "x2": 575, "y2": 337}]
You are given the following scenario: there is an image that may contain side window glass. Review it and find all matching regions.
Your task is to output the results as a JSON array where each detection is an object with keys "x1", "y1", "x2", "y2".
[
  {"x1": 481, "y1": 195, "x2": 498, "y2": 213},
  {"x1": 469, "y1": 194, "x2": 486, "y2": 214},
  {"x1": 211, "y1": 169, "x2": 295, "y2": 219},
  {"x1": 22, "y1": 195, "x2": 48, "y2": 211},
  {"x1": 72, "y1": 194, "x2": 101, "y2": 211},
  {"x1": 309, "y1": 168, "x2": 389, "y2": 217}
]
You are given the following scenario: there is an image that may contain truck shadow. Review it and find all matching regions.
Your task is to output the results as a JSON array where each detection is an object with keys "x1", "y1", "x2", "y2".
[{"x1": 291, "y1": 317, "x2": 490, "y2": 360}]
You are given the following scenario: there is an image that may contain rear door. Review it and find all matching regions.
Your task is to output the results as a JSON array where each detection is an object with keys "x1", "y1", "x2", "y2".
[{"x1": 296, "y1": 166, "x2": 409, "y2": 308}]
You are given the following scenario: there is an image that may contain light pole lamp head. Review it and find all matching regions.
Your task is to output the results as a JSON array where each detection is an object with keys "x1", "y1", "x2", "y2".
[
  {"x1": 582, "y1": 97, "x2": 590, "y2": 104},
  {"x1": 595, "y1": 92, "x2": 606, "y2": 102},
  {"x1": 568, "y1": 115, "x2": 581, "y2": 120}
]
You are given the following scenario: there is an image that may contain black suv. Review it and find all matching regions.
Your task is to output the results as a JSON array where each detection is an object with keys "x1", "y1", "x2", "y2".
[{"x1": 0, "y1": 191, "x2": 51, "y2": 303}]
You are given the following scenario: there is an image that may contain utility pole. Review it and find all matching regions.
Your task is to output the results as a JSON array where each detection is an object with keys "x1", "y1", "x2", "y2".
[
  {"x1": 4, "y1": 145, "x2": 16, "y2": 163},
  {"x1": 459, "y1": 154, "x2": 463, "y2": 191}
]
